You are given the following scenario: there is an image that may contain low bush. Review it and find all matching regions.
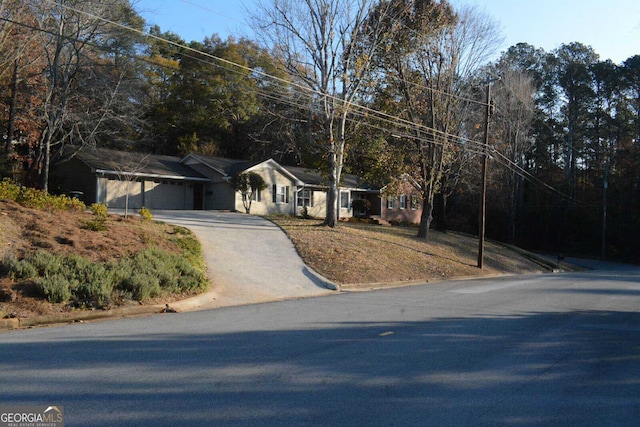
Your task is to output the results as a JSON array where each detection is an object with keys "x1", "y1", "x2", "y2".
[
  {"x1": 139, "y1": 207, "x2": 153, "y2": 220},
  {"x1": 0, "y1": 178, "x2": 21, "y2": 200},
  {"x1": 34, "y1": 274, "x2": 76, "y2": 303},
  {"x1": 1, "y1": 255, "x2": 37, "y2": 280},
  {"x1": 84, "y1": 203, "x2": 109, "y2": 231},
  {"x1": 2, "y1": 245, "x2": 208, "y2": 308},
  {"x1": 90, "y1": 203, "x2": 108, "y2": 219},
  {"x1": 0, "y1": 178, "x2": 86, "y2": 211}
]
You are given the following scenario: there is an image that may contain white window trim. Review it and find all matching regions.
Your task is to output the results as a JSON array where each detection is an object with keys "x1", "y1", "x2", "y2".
[
  {"x1": 273, "y1": 185, "x2": 289, "y2": 204},
  {"x1": 387, "y1": 197, "x2": 396, "y2": 209},
  {"x1": 340, "y1": 191, "x2": 350, "y2": 210},
  {"x1": 297, "y1": 188, "x2": 313, "y2": 207},
  {"x1": 411, "y1": 195, "x2": 419, "y2": 210}
]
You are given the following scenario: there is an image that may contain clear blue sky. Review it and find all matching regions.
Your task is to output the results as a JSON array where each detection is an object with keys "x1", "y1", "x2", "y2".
[{"x1": 135, "y1": 0, "x2": 640, "y2": 64}]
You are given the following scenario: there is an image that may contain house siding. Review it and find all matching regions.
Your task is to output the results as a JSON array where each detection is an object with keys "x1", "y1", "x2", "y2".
[
  {"x1": 297, "y1": 189, "x2": 326, "y2": 218},
  {"x1": 205, "y1": 182, "x2": 236, "y2": 211},
  {"x1": 245, "y1": 165, "x2": 296, "y2": 215},
  {"x1": 381, "y1": 191, "x2": 423, "y2": 224}
]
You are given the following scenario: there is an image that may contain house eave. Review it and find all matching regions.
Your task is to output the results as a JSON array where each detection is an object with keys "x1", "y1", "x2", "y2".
[{"x1": 95, "y1": 169, "x2": 210, "y2": 182}]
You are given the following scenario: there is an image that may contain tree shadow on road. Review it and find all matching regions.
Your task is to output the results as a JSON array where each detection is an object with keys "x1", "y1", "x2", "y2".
[{"x1": 2, "y1": 308, "x2": 640, "y2": 426}]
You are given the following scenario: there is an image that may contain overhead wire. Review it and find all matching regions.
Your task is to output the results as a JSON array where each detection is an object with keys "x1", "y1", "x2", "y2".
[{"x1": 6, "y1": 0, "x2": 585, "y2": 204}]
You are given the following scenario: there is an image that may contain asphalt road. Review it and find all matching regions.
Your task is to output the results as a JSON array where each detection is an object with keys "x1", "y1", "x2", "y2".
[{"x1": 1, "y1": 264, "x2": 640, "y2": 426}]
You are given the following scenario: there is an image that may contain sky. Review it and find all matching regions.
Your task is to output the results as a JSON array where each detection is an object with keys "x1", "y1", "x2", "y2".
[{"x1": 135, "y1": 0, "x2": 640, "y2": 64}]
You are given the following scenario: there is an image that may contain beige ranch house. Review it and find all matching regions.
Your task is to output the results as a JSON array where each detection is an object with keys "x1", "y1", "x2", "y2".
[{"x1": 53, "y1": 146, "x2": 424, "y2": 224}]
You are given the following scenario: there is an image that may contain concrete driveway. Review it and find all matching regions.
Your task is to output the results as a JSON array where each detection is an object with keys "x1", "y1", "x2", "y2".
[{"x1": 149, "y1": 211, "x2": 336, "y2": 310}]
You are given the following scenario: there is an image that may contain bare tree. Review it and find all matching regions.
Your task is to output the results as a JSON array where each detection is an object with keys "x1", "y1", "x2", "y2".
[
  {"x1": 23, "y1": 0, "x2": 144, "y2": 191},
  {"x1": 108, "y1": 152, "x2": 150, "y2": 218},
  {"x1": 490, "y1": 67, "x2": 536, "y2": 243},
  {"x1": 369, "y1": 1, "x2": 503, "y2": 239},
  {"x1": 250, "y1": 0, "x2": 390, "y2": 226}
]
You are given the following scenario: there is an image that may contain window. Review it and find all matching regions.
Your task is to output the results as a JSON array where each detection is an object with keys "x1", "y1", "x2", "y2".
[
  {"x1": 340, "y1": 191, "x2": 350, "y2": 209},
  {"x1": 387, "y1": 197, "x2": 396, "y2": 209},
  {"x1": 272, "y1": 185, "x2": 289, "y2": 204},
  {"x1": 297, "y1": 189, "x2": 313, "y2": 207},
  {"x1": 251, "y1": 189, "x2": 261, "y2": 202},
  {"x1": 411, "y1": 195, "x2": 419, "y2": 210},
  {"x1": 399, "y1": 194, "x2": 407, "y2": 209}
]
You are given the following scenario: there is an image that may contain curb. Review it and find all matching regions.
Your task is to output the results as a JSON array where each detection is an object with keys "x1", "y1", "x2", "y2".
[{"x1": 1, "y1": 304, "x2": 169, "y2": 332}]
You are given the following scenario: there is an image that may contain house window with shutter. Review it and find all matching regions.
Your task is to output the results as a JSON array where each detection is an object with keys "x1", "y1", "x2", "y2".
[
  {"x1": 411, "y1": 195, "x2": 419, "y2": 210},
  {"x1": 387, "y1": 197, "x2": 396, "y2": 209},
  {"x1": 399, "y1": 194, "x2": 407, "y2": 209},
  {"x1": 273, "y1": 185, "x2": 289, "y2": 204}
]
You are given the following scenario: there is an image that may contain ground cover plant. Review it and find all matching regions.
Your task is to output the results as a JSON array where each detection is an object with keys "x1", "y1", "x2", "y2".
[{"x1": 0, "y1": 179, "x2": 208, "y2": 318}]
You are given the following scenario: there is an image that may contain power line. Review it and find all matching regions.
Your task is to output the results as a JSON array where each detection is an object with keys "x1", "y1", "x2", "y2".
[{"x1": 5, "y1": 0, "x2": 587, "y2": 206}]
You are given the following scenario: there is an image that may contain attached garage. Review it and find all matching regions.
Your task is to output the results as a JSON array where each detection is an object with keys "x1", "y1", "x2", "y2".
[{"x1": 54, "y1": 147, "x2": 209, "y2": 210}]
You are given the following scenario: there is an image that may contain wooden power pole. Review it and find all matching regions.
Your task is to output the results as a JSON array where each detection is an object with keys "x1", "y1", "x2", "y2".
[{"x1": 478, "y1": 79, "x2": 495, "y2": 269}]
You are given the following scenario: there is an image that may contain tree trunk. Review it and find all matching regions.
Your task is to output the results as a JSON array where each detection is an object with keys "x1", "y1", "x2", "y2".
[
  {"x1": 6, "y1": 60, "x2": 19, "y2": 155},
  {"x1": 42, "y1": 132, "x2": 52, "y2": 192},
  {"x1": 417, "y1": 196, "x2": 433, "y2": 239},
  {"x1": 324, "y1": 149, "x2": 338, "y2": 227}
]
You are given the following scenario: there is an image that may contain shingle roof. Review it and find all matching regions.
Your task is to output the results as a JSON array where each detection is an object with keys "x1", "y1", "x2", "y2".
[
  {"x1": 284, "y1": 165, "x2": 377, "y2": 190},
  {"x1": 60, "y1": 147, "x2": 378, "y2": 189},
  {"x1": 185, "y1": 155, "x2": 260, "y2": 177},
  {"x1": 63, "y1": 146, "x2": 208, "y2": 180}
]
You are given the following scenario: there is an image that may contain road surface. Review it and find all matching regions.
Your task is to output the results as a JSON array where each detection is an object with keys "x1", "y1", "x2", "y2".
[{"x1": 1, "y1": 264, "x2": 639, "y2": 426}]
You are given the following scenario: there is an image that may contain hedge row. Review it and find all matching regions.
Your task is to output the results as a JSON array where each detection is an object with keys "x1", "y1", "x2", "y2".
[
  {"x1": 2, "y1": 247, "x2": 208, "y2": 308},
  {"x1": 0, "y1": 178, "x2": 86, "y2": 211}
]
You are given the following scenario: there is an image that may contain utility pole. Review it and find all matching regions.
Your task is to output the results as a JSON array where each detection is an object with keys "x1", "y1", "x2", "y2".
[
  {"x1": 478, "y1": 78, "x2": 496, "y2": 269},
  {"x1": 601, "y1": 161, "x2": 608, "y2": 260}
]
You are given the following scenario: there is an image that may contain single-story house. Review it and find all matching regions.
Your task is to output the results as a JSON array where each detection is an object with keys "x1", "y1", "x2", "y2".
[{"x1": 52, "y1": 146, "x2": 424, "y2": 224}]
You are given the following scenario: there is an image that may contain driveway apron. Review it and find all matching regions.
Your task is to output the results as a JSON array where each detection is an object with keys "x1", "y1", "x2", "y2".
[{"x1": 149, "y1": 211, "x2": 334, "y2": 310}]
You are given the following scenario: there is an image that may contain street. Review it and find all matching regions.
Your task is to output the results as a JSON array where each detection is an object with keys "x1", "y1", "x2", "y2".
[{"x1": 1, "y1": 264, "x2": 640, "y2": 426}]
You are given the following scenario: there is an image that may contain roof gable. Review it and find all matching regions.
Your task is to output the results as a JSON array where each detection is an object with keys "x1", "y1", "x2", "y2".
[{"x1": 182, "y1": 155, "x2": 303, "y2": 185}]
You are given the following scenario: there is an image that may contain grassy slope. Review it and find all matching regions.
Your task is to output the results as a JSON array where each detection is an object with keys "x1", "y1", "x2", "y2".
[{"x1": 269, "y1": 217, "x2": 548, "y2": 286}]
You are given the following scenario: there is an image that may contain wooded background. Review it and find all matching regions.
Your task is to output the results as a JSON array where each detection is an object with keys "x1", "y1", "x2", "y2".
[{"x1": 1, "y1": 0, "x2": 638, "y2": 261}]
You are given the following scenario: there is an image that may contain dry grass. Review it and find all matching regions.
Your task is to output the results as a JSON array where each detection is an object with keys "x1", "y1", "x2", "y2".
[{"x1": 269, "y1": 216, "x2": 547, "y2": 286}]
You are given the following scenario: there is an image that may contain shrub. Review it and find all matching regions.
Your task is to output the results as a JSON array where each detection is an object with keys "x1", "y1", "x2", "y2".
[
  {"x1": 2, "y1": 255, "x2": 37, "y2": 280},
  {"x1": 34, "y1": 274, "x2": 75, "y2": 303},
  {"x1": 84, "y1": 203, "x2": 108, "y2": 231},
  {"x1": 351, "y1": 198, "x2": 371, "y2": 213},
  {"x1": 62, "y1": 196, "x2": 86, "y2": 211},
  {"x1": 172, "y1": 235, "x2": 206, "y2": 274},
  {"x1": 83, "y1": 219, "x2": 108, "y2": 231},
  {"x1": 3, "y1": 245, "x2": 207, "y2": 308},
  {"x1": 75, "y1": 271, "x2": 115, "y2": 308},
  {"x1": 90, "y1": 203, "x2": 108, "y2": 219},
  {"x1": 138, "y1": 207, "x2": 153, "y2": 220},
  {"x1": 29, "y1": 251, "x2": 65, "y2": 276},
  {"x1": 0, "y1": 178, "x2": 20, "y2": 201},
  {"x1": 120, "y1": 272, "x2": 161, "y2": 301},
  {"x1": 0, "y1": 179, "x2": 85, "y2": 211}
]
